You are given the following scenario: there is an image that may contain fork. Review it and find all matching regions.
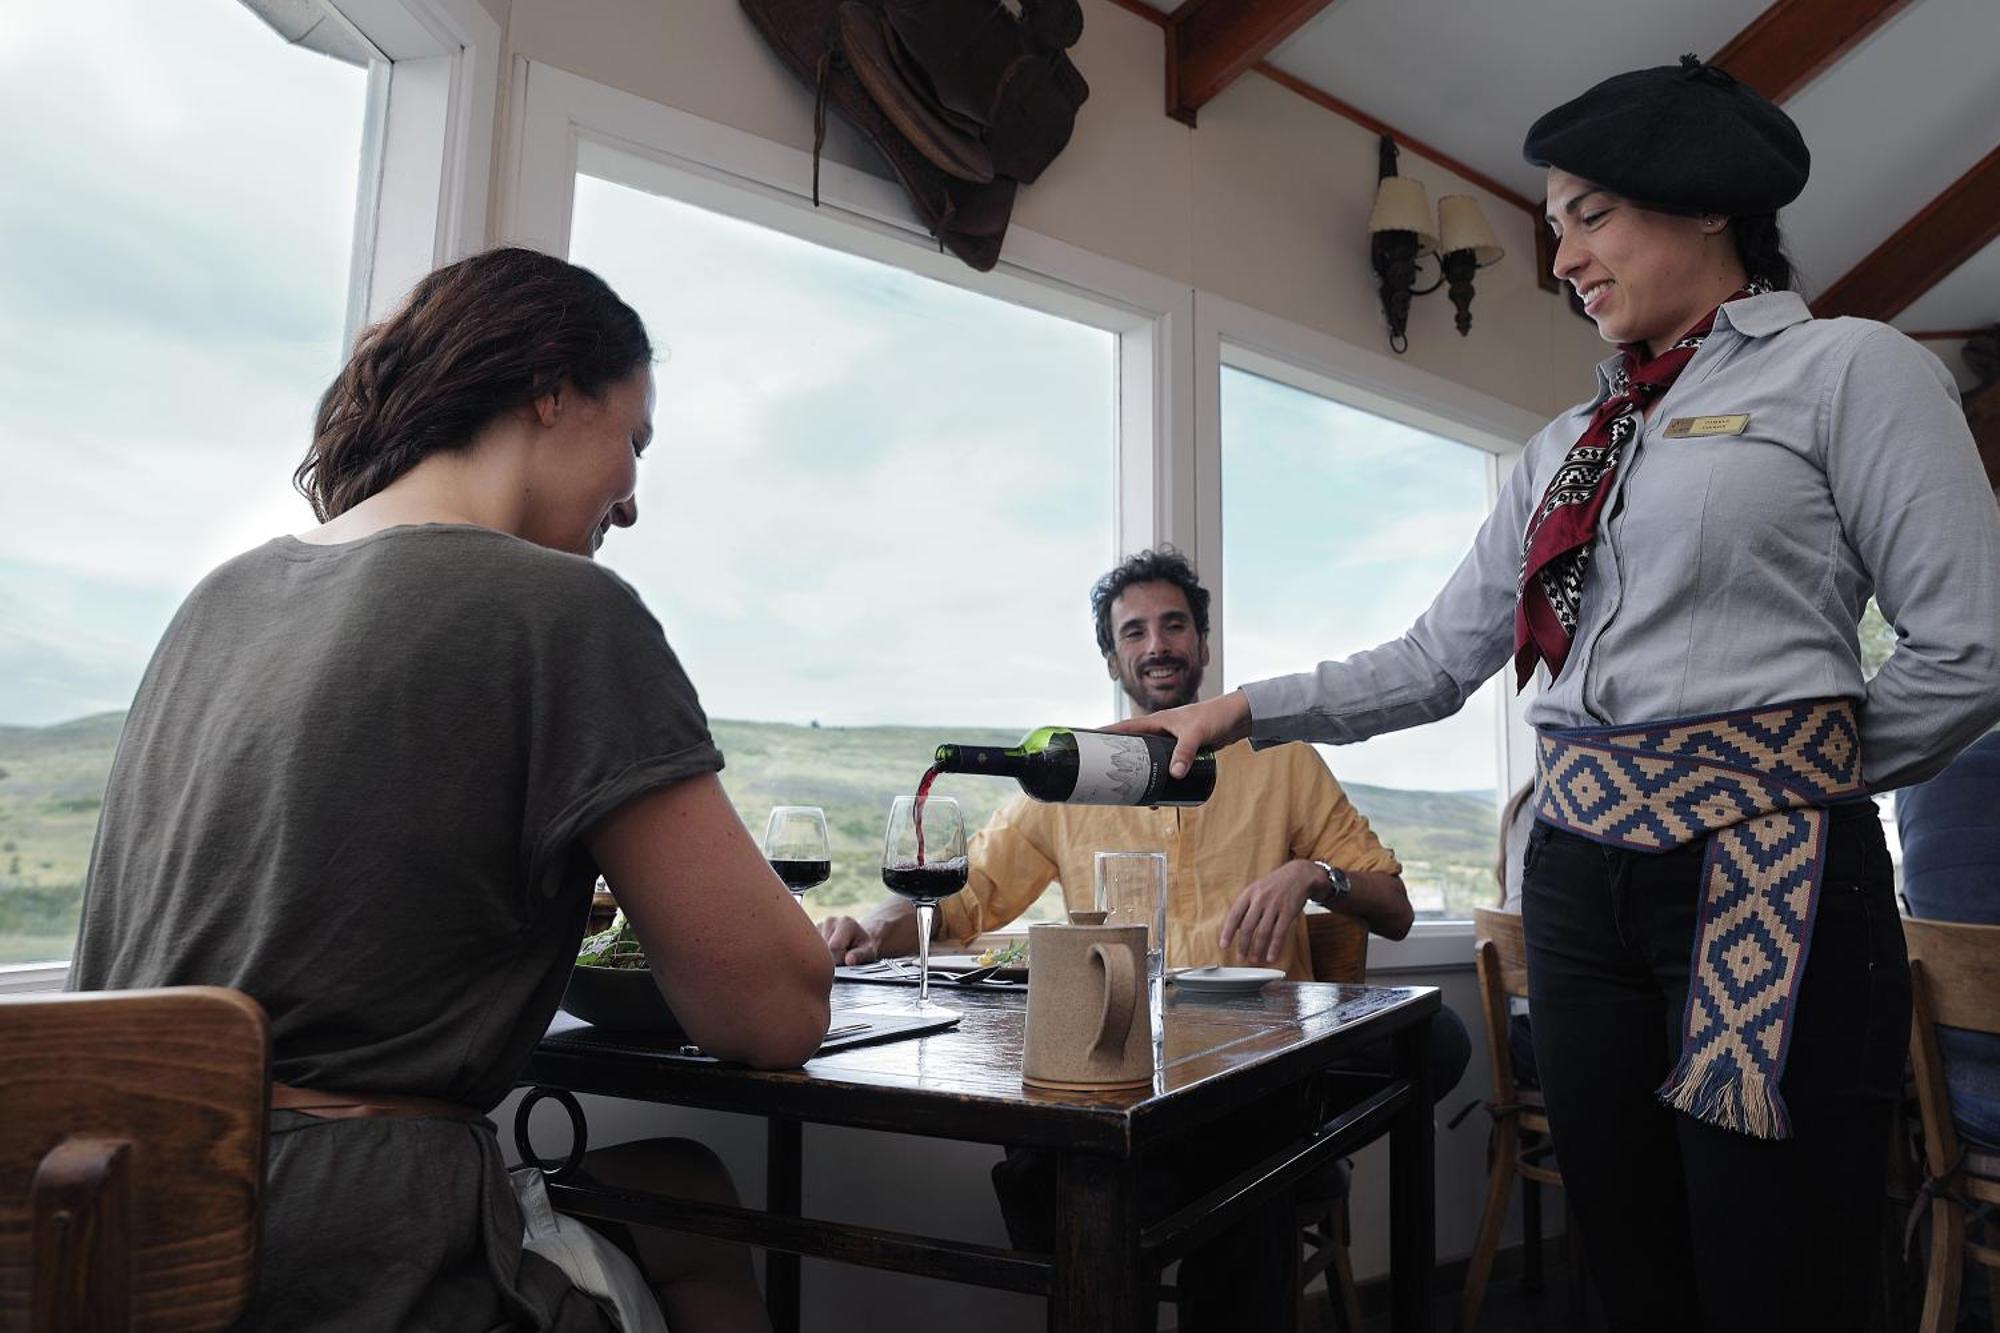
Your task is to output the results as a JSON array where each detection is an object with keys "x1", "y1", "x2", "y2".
[{"x1": 873, "y1": 958, "x2": 1005, "y2": 985}]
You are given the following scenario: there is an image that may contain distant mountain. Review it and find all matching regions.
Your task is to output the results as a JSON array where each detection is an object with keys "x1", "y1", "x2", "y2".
[{"x1": 0, "y1": 712, "x2": 1502, "y2": 963}]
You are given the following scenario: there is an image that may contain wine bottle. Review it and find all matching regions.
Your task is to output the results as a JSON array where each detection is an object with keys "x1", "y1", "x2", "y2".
[{"x1": 932, "y1": 727, "x2": 1216, "y2": 807}]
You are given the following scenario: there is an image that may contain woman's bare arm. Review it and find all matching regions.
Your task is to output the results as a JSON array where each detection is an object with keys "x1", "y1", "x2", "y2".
[{"x1": 586, "y1": 774, "x2": 833, "y2": 1068}]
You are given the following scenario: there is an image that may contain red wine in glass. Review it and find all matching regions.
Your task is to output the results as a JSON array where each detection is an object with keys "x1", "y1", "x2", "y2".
[
  {"x1": 881, "y1": 858, "x2": 967, "y2": 902},
  {"x1": 878, "y1": 793, "x2": 963, "y2": 1017},
  {"x1": 763, "y1": 806, "x2": 830, "y2": 912},
  {"x1": 771, "y1": 859, "x2": 832, "y2": 892}
]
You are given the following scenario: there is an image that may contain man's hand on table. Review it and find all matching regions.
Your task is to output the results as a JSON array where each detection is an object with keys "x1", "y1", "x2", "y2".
[
  {"x1": 819, "y1": 915, "x2": 879, "y2": 966},
  {"x1": 1219, "y1": 860, "x2": 1320, "y2": 965},
  {"x1": 820, "y1": 896, "x2": 939, "y2": 966}
]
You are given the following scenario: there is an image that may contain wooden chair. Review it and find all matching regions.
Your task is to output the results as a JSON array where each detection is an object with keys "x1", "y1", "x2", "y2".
[
  {"x1": 1306, "y1": 909, "x2": 1369, "y2": 991},
  {"x1": 0, "y1": 986, "x2": 270, "y2": 1332},
  {"x1": 1459, "y1": 908, "x2": 1565, "y2": 1333},
  {"x1": 1297, "y1": 909, "x2": 1371, "y2": 1332},
  {"x1": 1905, "y1": 918, "x2": 2000, "y2": 1333}
]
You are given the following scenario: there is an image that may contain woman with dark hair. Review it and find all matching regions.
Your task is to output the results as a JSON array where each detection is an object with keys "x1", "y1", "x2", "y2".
[
  {"x1": 70, "y1": 246, "x2": 834, "y2": 1331},
  {"x1": 1118, "y1": 58, "x2": 2000, "y2": 1330}
]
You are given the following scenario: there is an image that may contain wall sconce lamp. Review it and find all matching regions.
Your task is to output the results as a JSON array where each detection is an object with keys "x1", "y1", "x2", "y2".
[{"x1": 1367, "y1": 137, "x2": 1504, "y2": 354}]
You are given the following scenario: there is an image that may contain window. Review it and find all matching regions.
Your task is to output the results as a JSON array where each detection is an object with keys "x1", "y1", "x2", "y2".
[
  {"x1": 0, "y1": 0, "x2": 372, "y2": 966},
  {"x1": 1220, "y1": 365, "x2": 1506, "y2": 918},
  {"x1": 567, "y1": 161, "x2": 1120, "y2": 925}
]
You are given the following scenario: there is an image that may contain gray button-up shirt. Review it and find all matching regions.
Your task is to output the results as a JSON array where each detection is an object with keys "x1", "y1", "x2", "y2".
[{"x1": 1240, "y1": 292, "x2": 2000, "y2": 791}]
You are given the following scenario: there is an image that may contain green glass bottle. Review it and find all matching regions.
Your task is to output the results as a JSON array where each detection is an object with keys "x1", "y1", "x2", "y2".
[{"x1": 932, "y1": 727, "x2": 1216, "y2": 807}]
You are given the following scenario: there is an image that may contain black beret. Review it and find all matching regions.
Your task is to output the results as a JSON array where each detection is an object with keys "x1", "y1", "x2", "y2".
[{"x1": 1523, "y1": 55, "x2": 1809, "y2": 216}]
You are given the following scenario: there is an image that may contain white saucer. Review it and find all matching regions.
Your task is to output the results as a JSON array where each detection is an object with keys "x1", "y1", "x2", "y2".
[{"x1": 1170, "y1": 966, "x2": 1284, "y2": 993}]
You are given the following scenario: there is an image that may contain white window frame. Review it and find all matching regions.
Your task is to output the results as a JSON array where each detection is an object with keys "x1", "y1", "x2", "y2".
[
  {"x1": 1192, "y1": 292, "x2": 1548, "y2": 964},
  {"x1": 328, "y1": 0, "x2": 502, "y2": 334},
  {"x1": 0, "y1": 0, "x2": 500, "y2": 996},
  {"x1": 499, "y1": 62, "x2": 1552, "y2": 964},
  {"x1": 498, "y1": 58, "x2": 1196, "y2": 669}
]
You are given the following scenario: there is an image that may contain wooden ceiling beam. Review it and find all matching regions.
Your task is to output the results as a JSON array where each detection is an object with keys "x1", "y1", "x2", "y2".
[
  {"x1": 1811, "y1": 145, "x2": 2000, "y2": 323},
  {"x1": 1165, "y1": 0, "x2": 1340, "y2": 126},
  {"x1": 1710, "y1": 0, "x2": 1915, "y2": 102}
]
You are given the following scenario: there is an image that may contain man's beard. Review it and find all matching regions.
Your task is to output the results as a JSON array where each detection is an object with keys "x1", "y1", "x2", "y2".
[{"x1": 1122, "y1": 659, "x2": 1202, "y2": 714}]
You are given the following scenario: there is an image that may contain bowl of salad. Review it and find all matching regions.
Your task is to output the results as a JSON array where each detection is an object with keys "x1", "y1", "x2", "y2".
[{"x1": 562, "y1": 913, "x2": 684, "y2": 1034}]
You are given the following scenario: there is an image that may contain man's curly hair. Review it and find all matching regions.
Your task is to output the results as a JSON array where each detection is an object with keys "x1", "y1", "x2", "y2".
[{"x1": 1089, "y1": 548, "x2": 1210, "y2": 657}]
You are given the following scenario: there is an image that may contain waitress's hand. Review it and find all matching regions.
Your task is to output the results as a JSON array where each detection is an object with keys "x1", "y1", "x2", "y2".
[{"x1": 1104, "y1": 690, "x2": 1254, "y2": 777}]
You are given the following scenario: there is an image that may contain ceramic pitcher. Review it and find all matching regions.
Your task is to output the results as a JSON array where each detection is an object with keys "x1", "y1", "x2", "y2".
[{"x1": 1022, "y1": 918, "x2": 1154, "y2": 1091}]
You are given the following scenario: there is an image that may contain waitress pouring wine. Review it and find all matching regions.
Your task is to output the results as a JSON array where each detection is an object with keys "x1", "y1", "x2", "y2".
[{"x1": 1116, "y1": 57, "x2": 2000, "y2": 1332}]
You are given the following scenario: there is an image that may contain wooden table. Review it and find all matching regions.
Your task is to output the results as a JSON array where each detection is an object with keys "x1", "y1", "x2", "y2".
[{"x1": 516, "y1": 978, "x2": 1439, "y2": 1332}]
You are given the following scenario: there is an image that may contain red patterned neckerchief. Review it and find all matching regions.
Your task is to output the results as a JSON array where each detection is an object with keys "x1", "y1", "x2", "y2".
[{"x1": 1512, "y1": 286, "x2": 1760, "y2": 687}]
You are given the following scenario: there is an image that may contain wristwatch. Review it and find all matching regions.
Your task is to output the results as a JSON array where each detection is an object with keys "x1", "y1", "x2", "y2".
[{"x1": 1309, "y1": 859, "x2": 1352, "y2": 909}]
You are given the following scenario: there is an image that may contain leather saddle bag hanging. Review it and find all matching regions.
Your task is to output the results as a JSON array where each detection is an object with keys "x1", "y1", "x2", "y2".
[{"x1": 740, "y1": 0, "x2": 1089, "y2": 271}]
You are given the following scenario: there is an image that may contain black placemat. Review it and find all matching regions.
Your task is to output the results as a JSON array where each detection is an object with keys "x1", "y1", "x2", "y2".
[{"x1": 542, "y1": 1007, "x2": 960, "y2": 1064}]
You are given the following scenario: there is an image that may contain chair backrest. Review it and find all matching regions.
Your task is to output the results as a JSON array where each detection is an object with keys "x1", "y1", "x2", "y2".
[
  {"x1": 0, "y1": 986, "x2": 270, "y2": 1333},
  {"x1": 1471, "y1": 909, "x2": 1530, "y2": 1104},
  {"x1": 1905, "y1": 918, "x2": 2000, "y2": 1038},
  {"x1": 1904, "y1": 919, "x2": 2000, "y2": 1178},
  {"x1": 1306, "y1": 911, "x2": 1369, "y2": 984},
  {"x1": 1472, "y1": 909, "x2": 1530, "y2": 1001}
]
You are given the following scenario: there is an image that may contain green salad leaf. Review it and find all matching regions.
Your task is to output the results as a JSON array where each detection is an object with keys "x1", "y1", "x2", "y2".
[
  {"x1": 975, "y1": 938, "x2": 1028, "y2": 968},
  {"x1": 577, "y1": 912, "x2": 648, "y2": 970}
]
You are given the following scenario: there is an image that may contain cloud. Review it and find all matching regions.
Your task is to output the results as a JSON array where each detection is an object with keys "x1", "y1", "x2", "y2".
[
  {"x1": 0, "y1": 0, "x2": 363, "y2": 348},
  {"x1": 0, "y1": 561, "x2": 182, "y2": 725},
  {"x1": 1217, "y1": 368, "x2": 1506, "y2": 791},
  {"x1": 0, "y1": 0, "x2": 364, "y2": 723},
  {"x1": 574, "y1": 173, "x2": 1120, "y2": 730}
]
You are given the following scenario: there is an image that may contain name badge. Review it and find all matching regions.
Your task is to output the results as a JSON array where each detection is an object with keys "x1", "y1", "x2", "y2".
[{"x1": 1663, "y1": 414, "x2": 1751, "y2": 439}]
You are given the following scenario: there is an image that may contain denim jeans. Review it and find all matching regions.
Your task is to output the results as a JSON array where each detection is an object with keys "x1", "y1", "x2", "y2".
[
  {"x1": 1898, "y1": 731, "x2": 2000, "y2": 1148},
  {"x1": 1521, "y1": 801, "x2": 1909, "y2": 1333}
]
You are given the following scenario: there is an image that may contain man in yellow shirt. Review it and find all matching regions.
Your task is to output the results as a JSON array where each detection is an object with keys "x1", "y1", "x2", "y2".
[
  {"x1": 819, "y1": 548, "x2": 1417, "y2": 971},
  {"x1": 818, "y1": 550, "x2": 1470, "y2": 1332}
]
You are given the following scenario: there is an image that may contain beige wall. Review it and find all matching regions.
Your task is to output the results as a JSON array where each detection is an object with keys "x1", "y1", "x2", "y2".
[{"x1": 497, "y1": 0, "x2": 1609, "y2": 423}]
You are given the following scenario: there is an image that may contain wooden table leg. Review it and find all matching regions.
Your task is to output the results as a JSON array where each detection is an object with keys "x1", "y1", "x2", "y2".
[
  {"x1": 767, "y1": 1117, "x2": 802, "y2": 1333},
  {"x1": 1052, "y1": 1151, "x2": 1143, "y2": 1333},
  {"x1": 1389, "y1": 1014, "x2": 1437, "y2": 1333}
]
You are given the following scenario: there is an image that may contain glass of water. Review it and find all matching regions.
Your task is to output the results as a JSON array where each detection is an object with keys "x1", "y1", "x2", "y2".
[{"x1": 1095, "y1": 850, "x2": 1167, "y2": 1023}]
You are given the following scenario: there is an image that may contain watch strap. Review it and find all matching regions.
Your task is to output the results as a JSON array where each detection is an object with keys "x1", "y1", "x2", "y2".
[{"x1": 1309, "y1": 859, "x2": 1351, "y2": 908}]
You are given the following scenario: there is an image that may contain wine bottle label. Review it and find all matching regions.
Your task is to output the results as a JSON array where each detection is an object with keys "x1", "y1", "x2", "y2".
[{"x1": 1069, "y1": 732, "x2": 1158, "y2": 804}]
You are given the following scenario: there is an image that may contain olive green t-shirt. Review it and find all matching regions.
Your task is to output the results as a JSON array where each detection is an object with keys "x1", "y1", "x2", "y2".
[{"x1": 69, "y1": 525, "x2": 722, "y2": 1111}]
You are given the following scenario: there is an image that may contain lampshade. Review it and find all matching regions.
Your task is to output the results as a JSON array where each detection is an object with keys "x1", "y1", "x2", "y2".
[
  {"x1": 1368, "y1": 176, "x2": 1437, "y2": 251},
  {"x1": 1437, "y1": 195, "x2": 1504, "y2": 266}
]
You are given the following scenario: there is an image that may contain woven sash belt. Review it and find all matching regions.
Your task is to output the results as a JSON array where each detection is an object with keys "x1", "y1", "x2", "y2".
[{"x1": 1535, "y1": 698, "x2": 1865, "y2": 1140}]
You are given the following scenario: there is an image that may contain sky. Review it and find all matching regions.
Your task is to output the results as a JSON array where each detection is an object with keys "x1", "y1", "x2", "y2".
[
  {"x1": 0, "y1": 0, "x2": 1503, "y2": 792},
  {"x1": 1221, "y1": 368, "x2": 1503, "y2": 792},
  {"x1": 0, "y1": 0, "x2": 366, "y2": 723},
  {"x1": 569, "y1": 173, "x2": 1118, "y2": 736}
]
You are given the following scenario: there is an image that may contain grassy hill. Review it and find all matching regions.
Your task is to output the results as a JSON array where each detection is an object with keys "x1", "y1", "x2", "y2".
[
  {"x1": 0, "y1": 713, "x2": 1501, "y2": 964},
  {"x1": 0, "y1": 712, "x2": 125, "y2": 963}
]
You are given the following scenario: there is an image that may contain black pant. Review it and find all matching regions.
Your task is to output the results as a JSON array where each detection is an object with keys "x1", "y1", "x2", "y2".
[{"x1": 1521, "y1": 802, "x2": 1909, "y2": 1333}]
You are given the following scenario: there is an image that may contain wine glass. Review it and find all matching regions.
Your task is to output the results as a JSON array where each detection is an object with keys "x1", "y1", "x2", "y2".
[
  {"x1": 880, "y1": 793, "x2": 966, "y2": 1017},
  {"x1": 763, "y1": 806, "x2": 831, "y2": 912}
]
